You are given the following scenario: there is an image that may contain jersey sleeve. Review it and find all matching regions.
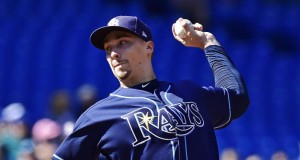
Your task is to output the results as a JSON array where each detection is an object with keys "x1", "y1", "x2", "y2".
[
  {"x1": 202, "y1": 45, "x2": 250, "y2": 129},
  {"x1": 200, "y1": 86, "x2": 238, "y2": 129},
  {"x1": 52, "y1": 113, "x2": 101, "y2": 160}
]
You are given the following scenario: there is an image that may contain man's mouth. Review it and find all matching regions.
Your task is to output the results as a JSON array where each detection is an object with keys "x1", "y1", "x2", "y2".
[{"x1": 113, "y1": 61, "x2": 127, "y2": 68}]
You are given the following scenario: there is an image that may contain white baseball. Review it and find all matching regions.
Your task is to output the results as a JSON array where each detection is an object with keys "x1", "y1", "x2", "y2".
[{"x1": 174, "y1": 22, "x2": 187, "y2": 38}]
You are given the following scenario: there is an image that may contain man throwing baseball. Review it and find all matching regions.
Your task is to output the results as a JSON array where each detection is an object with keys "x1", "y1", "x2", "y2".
[{"x1": 52, "y1": 16, "x2": 249, "y2": 160}]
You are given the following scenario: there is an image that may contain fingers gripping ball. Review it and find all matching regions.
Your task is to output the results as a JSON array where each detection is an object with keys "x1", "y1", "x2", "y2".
[{"x1": 174, "y1": 20, "x2": 192, "y2": 39}]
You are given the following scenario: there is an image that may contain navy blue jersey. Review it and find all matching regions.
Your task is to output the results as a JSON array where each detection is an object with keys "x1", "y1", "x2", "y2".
[{"x1": 52, "y1": 46, "x2": 249, "y2": 160}]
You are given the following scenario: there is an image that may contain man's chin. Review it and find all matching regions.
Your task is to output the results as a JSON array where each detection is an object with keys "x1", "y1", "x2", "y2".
[{"x1": 115, "y1": 71, "x2": 130, "y2": 80}]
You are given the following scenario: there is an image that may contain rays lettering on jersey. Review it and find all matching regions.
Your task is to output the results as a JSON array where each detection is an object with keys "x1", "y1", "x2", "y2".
[{"x1": 121, "y1": 102, "x2": 204, "y2": 147}]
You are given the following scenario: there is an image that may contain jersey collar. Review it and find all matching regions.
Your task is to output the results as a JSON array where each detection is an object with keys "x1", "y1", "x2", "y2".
[{"x1": 131, "y1": 79, "x2": 159, "y2": 93}]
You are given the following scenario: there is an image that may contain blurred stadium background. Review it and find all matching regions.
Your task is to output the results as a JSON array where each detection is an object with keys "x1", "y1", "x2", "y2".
[{"x1": 0, "y1": 0, "x2": 299, "y2": 159}]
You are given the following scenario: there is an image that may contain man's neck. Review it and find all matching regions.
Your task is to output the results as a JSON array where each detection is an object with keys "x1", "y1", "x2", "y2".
[{"x1": 119, "y1": 75, "x2": 156, "y2": 88}]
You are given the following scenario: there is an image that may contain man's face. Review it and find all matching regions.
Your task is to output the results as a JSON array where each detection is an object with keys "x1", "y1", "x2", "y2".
[{"x1": 103, "y1": 31, "x2": 152, "y2": 83}]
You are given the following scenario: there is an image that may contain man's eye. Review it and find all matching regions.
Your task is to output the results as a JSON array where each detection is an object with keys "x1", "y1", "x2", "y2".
[
  {"x1": 120, "y1": 41, "x2": 127, "y2": 45},
  {"x1": 105, "y1": 47, "x2": 111, "y2": 51}
]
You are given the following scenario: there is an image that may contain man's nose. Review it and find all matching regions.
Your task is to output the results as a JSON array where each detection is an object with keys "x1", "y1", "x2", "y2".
[{"x1": 111, "y1": 49, "x2": 120, "y2": 59}]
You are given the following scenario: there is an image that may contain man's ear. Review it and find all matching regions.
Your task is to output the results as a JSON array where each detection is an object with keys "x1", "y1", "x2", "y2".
[
  {"x1": 146, "y1": 41, "x2": 154, "y2": 53},
  {"x1": 145, "y1": 41, "x2": 154, "y2": 58}
]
